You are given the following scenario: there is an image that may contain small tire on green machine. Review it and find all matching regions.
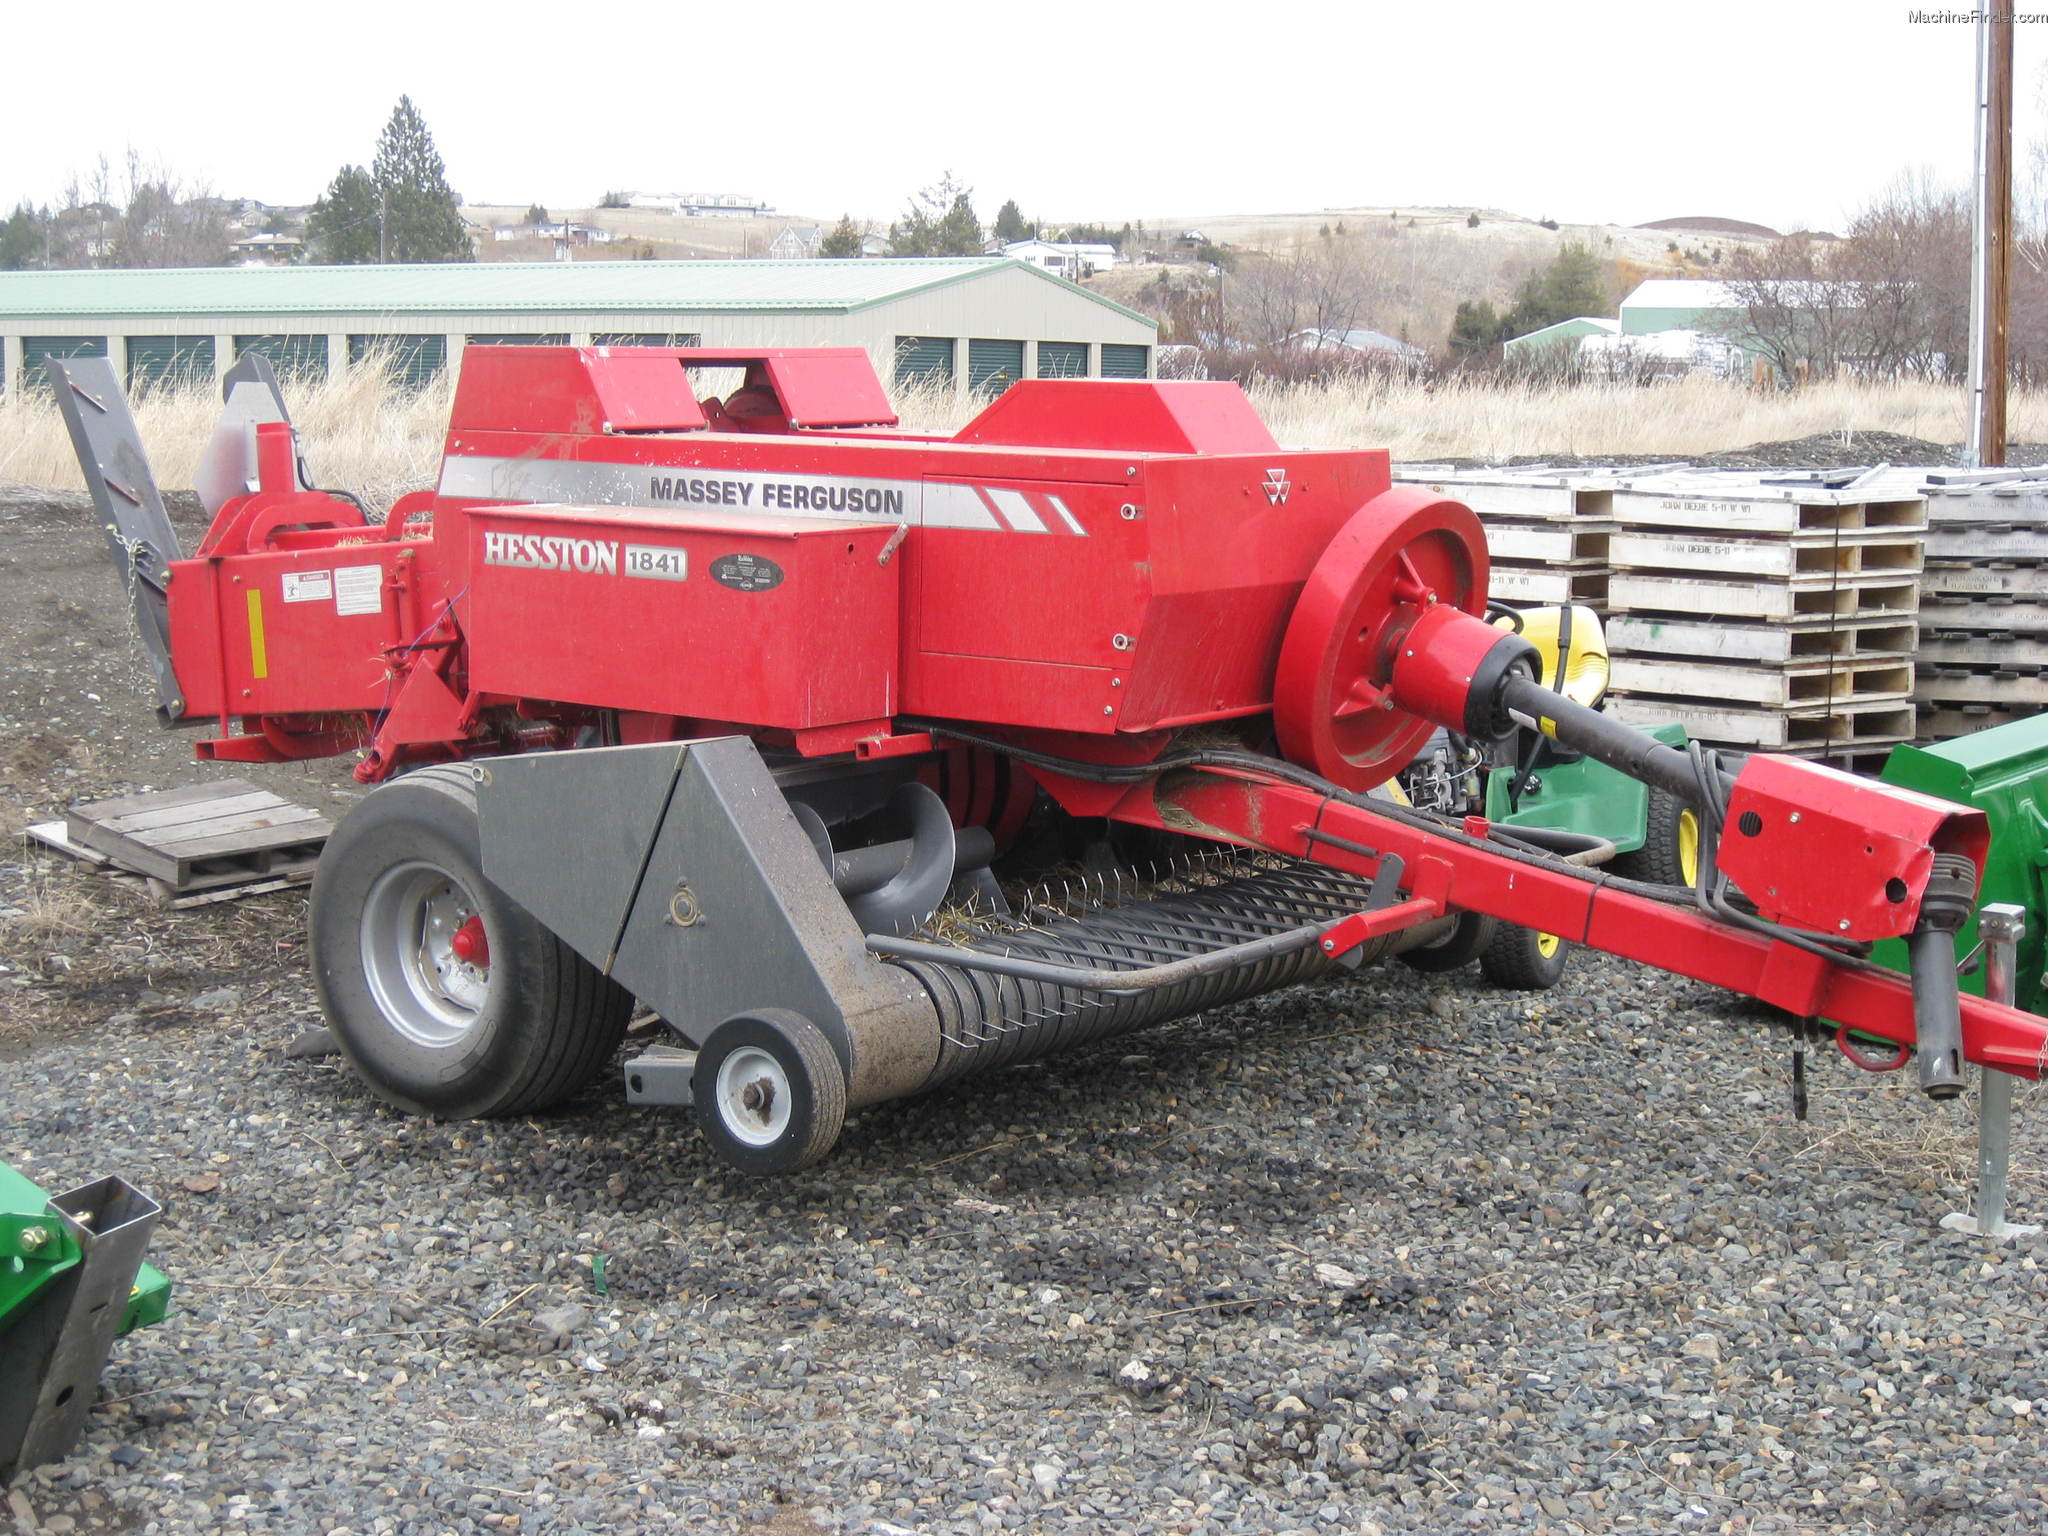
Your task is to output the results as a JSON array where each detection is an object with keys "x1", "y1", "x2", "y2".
[
  {"x1": 1397, "y1": 911, "x2": 1498, "y2": 973},
  {"x1": 1479, "y1": 923, "x2": 1571, "y2": 990},
  {"x1": 692, "y1": 1010, "x2": 847, "y2": 1175},
  {"x1": 1613, "y1": 785, "x2": 1701, "y2": 888}
]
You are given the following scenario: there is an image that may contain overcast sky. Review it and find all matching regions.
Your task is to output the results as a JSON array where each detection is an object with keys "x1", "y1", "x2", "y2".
[{"x1": 7, "y1": 2, "x2": 2044, "y2": 233}]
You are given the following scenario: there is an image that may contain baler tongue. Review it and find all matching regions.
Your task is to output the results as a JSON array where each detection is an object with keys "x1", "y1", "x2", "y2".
[
  {"x1": 1874, "y1": 714, "x2": 2048, "y2": 1018},
  {"x1": 46, "y1": 357, "x2": 186, "y2": 721}
]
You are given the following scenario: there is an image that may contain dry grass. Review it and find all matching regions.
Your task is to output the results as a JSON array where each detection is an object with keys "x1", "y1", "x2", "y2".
[
  {"x1": 0, "y1": 360, "x2": 452, "y2": 508},
  {"x1": 5, "y1": 366, "x2": 2042, "y2": 502},
  {"x1": 1247, "y1": 372, "x2": 2048, "y2": 461}
]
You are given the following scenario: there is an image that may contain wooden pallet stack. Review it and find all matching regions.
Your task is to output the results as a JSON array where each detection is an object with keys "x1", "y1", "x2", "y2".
[
  {"x1": 1394, "y1": 466, "x2": 1642, "y2": 609},
  {"x1": 1595, "y1": 472, "x2": 1926, "y2": 766},
  {"x1": 1893, "y1": 467, "x2": 2048, "y2": 742}
]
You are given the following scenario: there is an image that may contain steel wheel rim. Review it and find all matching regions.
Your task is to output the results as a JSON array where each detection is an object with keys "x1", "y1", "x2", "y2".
[
  {"x1": 1678, "y1": 809, "x2": 1702, "y2": 887},
  {"x1": 361, "y1": 862, "x2": 491, "y2": 1048},
  {"x1": 715, "y1": 1045, "x2": 793, "y2": 1148}
]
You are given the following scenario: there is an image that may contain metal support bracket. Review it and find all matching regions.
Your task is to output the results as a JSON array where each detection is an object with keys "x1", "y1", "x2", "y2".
[
  {"x1": 0, "y1": 1176, "x2": 163, "y2": 1485},
  {"x1": 1941, "y1": 904, "x2": 2043, "y2": 1241},
  {"x1": 623, "y1": 1045, "x2": 698, "y2": 1107}
]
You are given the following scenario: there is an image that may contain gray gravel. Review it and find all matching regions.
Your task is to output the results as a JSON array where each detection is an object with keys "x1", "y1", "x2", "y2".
[
  {"x1": 7, "y1": 933, "x2": 2048, "y2": 1536},
  {"x1": 6, "y1": 487, "x2": 2048, "y2": 1535}
]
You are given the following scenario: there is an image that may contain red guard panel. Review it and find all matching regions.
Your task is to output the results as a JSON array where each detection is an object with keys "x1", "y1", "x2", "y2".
[
  {"x1": 1717, "y1": 755, "x2": 1991, "y2": 941},
  {"x1": 464, "y1": 504, "x2": 900, "y2": 730}
]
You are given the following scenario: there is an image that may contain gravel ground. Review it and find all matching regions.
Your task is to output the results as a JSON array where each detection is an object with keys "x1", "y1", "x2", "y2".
[{"x1": 5, "y1": 481, "x2": 2048, "y2": 1536}]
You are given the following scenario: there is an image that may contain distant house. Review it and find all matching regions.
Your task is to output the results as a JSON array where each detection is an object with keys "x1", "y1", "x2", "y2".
[
  {"x1": 625, "y1": 192, "x2": 774, "y2": 218},
  {"x1": 1289, "y1": 327, "x2": 1427, "y2": 366},
  {"x1": 768, "y1": 225, "x2": 822, "y2": 260},
  {"x1": 860, "y1": 233, "x2": 890, "y2": 258},
  {"x1": 1579, "y1": 327, "x2": 1743, "y2": 379},
  {"x1": 492, "y1": 221, "x2": 614, "y2": 246},
  {"x1": 1501, "y1": 315, "x2": 1619, "y2": 362},
  {"x1": 1000, "y1": 240, "x2": 1118, "y2": 279},
  {"x1": 228, "y1": 232, "x2": 302, "y2": 267}
]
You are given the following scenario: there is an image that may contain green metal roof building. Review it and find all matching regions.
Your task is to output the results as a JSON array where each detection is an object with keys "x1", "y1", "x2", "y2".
[
  {"x1": 1500, "y1": 315, "x2": 1619, "y2": 362},
  {"x1": 0, "y1": 258, "x2": 1158, "y2": 398}
]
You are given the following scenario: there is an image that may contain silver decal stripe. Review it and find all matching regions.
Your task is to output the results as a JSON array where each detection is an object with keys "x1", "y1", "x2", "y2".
[
  {"x1": 985, "y1": 487, "x2": 1049, "y2": 534},
  {"x1": 1046, "y1": 495, "x2": 1086, "y2": 535},
  {"x1": 438, "y1": 454, "x2": 1032, "y2": 532}
]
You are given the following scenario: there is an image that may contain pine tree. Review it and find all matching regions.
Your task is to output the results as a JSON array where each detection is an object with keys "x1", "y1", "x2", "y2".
[
  {"x1": 0, "y1": 205, "x2": 44, "y2": 270},
  {"x1": 888, "y1": 174, "x2": 983, "y2": 257},
  {"x1": 819, "y1": 214, "x2": 865, "y2": 259},
  {"x1": 1448, "y1": 299, "x2": 1504, "y2": 354},
  {"x1": 370, "y1": 96, "x2": 472, "y2": 263},
  {"x1": 992, "y1": 199, "x2": 1030, "y2": 243},
  {"x1": 525, "y1": 203, "x2": 549, "y2": 227},
  {"x1": 306, "y1": 166, "x2": 381, "y2": 264}
]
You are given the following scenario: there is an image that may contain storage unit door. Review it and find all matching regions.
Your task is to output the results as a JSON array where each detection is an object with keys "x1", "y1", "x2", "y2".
[
  {"x1": 1036, "y1": 341, "x2": 1088, "y2": 378},
  {"x1": 235, "y1": 334, "x2": 331, "y2": 382},
  {"x1": 21, "y1": 335, "x2": 108, "y2": 390},
  {"x1": 126, "y1": 334, "x2": 216, "y2": 392},
  {"x1": 966, "y1": 338, "x2": 1025, "y2": 395},
  {"x1": 1101, "y1": 343, "x2": 1151, "y2": 379},
  {"x1": 592, "y1": 332, "x2": 703, "y2": 348},
  {"x1": 348, "y1": 334, "x2": 448, "y2": 390},
  {"x1": 893, "y1": 336, "x2": 954, "y2": 388},
  {"x1": 465, "y1": 333, "x2": 571, "y2": 346}
]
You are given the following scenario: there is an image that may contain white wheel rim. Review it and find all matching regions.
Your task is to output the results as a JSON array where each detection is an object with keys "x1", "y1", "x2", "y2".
[
  {"x1": 715, "y1": 1045, "x2": 793, "y2": 1148},
  {"x1": 360, "y1": 863, "x2": 490, "y2": 1048}
]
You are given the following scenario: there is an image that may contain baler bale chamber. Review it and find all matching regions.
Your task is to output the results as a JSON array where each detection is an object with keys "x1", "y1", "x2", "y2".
[{"x1": 50, "y1": 345, "x2": 2048, "y2": 1174}]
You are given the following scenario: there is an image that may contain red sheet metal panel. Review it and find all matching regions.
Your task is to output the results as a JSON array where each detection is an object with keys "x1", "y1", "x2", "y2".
[{"x1": 463, "y1": 504, "x2": 900, "y2": 731}]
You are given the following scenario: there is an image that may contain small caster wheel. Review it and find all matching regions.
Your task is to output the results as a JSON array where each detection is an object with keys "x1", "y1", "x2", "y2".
[
  {"x1": 693, "y1": 1010, "x2": 847, "y2": 1174},
  {"x1": 1397, "y1": 911, "x2": 1498, "y2": 973},
  {"x1": 1480, "y1": 923, "x2": 1571, "y2": 990}
]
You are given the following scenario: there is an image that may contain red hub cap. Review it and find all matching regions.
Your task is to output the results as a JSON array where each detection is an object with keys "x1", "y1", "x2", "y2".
[
  {"x1": 1273, "y1": 487, "x2": 1489, "y2": 792},
  {"x1": 450, "y1": 915, "x2": 490, "y2": 967}
]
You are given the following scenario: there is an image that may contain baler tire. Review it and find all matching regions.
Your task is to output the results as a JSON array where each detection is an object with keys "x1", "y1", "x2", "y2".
[
  {"x1": 1612, "y1": 786, "x2": 1701, "y2": 889},
  {"x1": 1479, "y1": 923, "x2": 1571, "y2": 990},
  {"x1": 692, "y1": 1011, "x2": 846, "y2": 1176},
  {"x1": 1396, "y1": 912, "x2": 1498, "y2": 973},
  {"x1": 310, "y1": 763, "x2": 632, "y2": 1120}
]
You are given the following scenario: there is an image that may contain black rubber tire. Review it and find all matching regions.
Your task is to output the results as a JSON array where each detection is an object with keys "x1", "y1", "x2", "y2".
[
  {"x1": 1396, "y1": 912, "x2": 1499, "y2": 973},
  {"x1": 309, "y1": 763, "x2": 632, "y2": 1119},
  {"x1": 1612, "y1": 785, "x2": 1699, "y2": 888},
  {"x1": 692, "y1": 1010, "x2": 847, "y2": 1175},
  {"x1": 1479, "y1": 923, "x2": 1571, "y2": 990}
]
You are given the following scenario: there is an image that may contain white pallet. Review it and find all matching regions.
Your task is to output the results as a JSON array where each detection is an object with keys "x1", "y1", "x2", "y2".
[
  {"x1": 1611, "y1": 489, "x2": 1927, "y2": 537},
  {"x1": 1485, "y1": 565, "x2": 1610, "y2": 605},
  {"x1": 1608, "y1": 614, "x2": 1914, "y2": 664},
  {"x1": 1610, "y1": 574, "x2": 1919, "y2": 623},
  {"x1": 1481, "y1": 520, "x2": 1614, "y2": 564},
  {"x1": 1610, "y1": 529, "x2": 1922, "y2": 581},
  {"x1": 1609, "y1": 694, "x2": 1915, "y2": 750},
  {"x1": 1920, "y1": 560, "x2": 2048, "y2": 597},
  {"x1": 1611, "y1": 656, "x2": 1913, "y2": 709}
]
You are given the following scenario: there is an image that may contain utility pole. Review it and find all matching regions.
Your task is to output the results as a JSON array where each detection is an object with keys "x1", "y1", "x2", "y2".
[
  {"x1": 1965, "y1": 8, "x2": 2013, "y2": 468},
  {"x1": 378, "y1": 188, "x2": 389, "y2": 265}
]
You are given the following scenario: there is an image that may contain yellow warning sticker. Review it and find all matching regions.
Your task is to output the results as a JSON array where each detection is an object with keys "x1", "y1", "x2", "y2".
[{"x1": 246, "y1": 588, "x2": 269, "y2": 680}]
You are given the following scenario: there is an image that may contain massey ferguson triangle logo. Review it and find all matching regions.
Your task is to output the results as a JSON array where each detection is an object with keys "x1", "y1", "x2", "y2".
[{"x1": 1262, "y1": 467, "x2": 1291, "y2": 505}]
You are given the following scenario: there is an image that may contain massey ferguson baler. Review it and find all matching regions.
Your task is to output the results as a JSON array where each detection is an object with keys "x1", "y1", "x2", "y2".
[{"x1": 50, "y1": 346, "x2": 2048, "y2": 1174}]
